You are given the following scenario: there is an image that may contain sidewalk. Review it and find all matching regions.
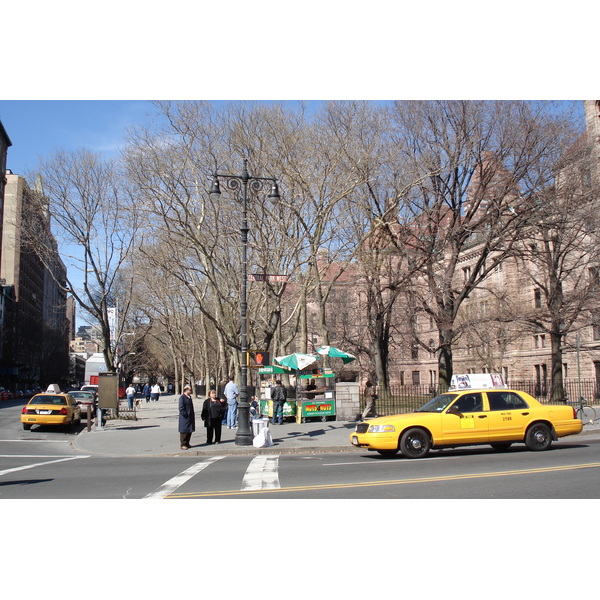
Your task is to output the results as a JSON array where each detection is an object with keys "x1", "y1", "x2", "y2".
[
  {"x1": 73, "y1": 394, "x2": 360, "y2": 457},
  {"x1": 72, "y1": 394, "x2": 600, "y2": 458}
]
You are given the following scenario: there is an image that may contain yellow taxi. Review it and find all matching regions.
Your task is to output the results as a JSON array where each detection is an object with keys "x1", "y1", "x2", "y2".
[
  {"x1": 21, "y1": 388, "x2": 82, "y2": 431},
  {"x1": 350, "y1": 374, "x2": 582, "y2": 458}
]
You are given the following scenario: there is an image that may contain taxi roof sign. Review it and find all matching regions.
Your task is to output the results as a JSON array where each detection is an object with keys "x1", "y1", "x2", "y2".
[{"x1": 449, "y1": 373, "x2": 507, "y2": 390}]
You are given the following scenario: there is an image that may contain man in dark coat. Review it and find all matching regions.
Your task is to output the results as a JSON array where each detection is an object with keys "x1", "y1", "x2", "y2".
[
  {"x1": 178, "y1": 385, "x2": 195, "y2": 450},
  {"x1": 271, "y1": 380, "x2": 287, "y2": 425}
]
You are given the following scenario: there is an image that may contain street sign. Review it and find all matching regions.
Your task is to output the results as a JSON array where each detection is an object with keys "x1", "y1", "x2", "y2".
[{"x1": 248, "y1": 274, "x2": 289, "y2": 282}]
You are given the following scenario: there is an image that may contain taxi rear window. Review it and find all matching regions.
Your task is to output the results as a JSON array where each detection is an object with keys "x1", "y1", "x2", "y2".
[
  {"x1": 487, "y1": 391, "x2": 529, "y2": 410},
  {"x1": 30, "y1": 395, "x2": 67, "y2": 405}
]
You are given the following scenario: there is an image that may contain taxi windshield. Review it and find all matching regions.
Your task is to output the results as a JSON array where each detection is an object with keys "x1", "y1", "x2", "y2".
[{"x1": 417, "y1": 393, "x2": 458, "y2": 413}]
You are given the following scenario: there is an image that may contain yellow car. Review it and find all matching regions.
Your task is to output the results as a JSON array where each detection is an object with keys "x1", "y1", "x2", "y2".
[
  {"x1": 21, "y1": 392, "x2": 82, "y2": 430},
  {"x1": 350, "y1": 388, "x2": 582, "y2": 458}
]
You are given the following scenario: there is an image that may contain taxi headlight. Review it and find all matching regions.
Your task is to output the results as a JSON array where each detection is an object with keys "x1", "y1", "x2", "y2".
[{"x1": 369, "y1": 424, "x2": 396, "y2": 433}]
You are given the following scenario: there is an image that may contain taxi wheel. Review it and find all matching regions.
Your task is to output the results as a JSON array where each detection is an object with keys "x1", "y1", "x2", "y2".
[
  {"x1": 525, "y1": 423, "x2": 552, "y2": 451},
  {"x1": 23, "y1": 423, "x2": 31, "y2": 430},
  {"x1": 400, "y1": 428, "x2": 431, "y2": 458}
]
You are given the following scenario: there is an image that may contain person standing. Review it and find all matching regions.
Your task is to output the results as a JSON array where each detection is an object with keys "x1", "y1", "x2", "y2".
[
  {"x1": 361, "y1": 380, "x2": 379, "y2": 420},
  {"x1": 249, "y1": 395, "x2": 259, "y2": 420},
  {"x1": 126, "y1": 384, "x2": 136, "y2": 410},
  {"x1": 201, "y1": 389, "x2": 225, "y2": 444},
  {"x1": 178, "y1": 385, "x2": 195, "y2": 450},
  {"x1": 151, "y1": 382, "x2": 161, "y2": 402},
  {"x1": 224, "y1": 375, "x2": 239, "y2": 429},
  {"x1": 271, "y1": 380, "x2": 287, "y2": 425}
]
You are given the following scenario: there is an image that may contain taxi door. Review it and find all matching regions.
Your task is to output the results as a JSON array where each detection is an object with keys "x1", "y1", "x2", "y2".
[
  {"x1": 485, "y1": 391, "x2": 532, "y2": 442},
  {"x1": 441, "y1": 392, "x2": 489, "y2": 445}
]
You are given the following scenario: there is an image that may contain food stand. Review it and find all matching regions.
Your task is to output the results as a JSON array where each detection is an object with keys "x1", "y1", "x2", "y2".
[
  {"x1": 258, "y1": 365, "x2": 298, "y2": 420},
  {"x1": 296, "y1": 370, "x2": 336, "y2": 423}
]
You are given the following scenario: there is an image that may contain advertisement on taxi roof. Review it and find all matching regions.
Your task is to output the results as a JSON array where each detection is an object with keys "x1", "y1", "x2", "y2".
[{"x1": 450, "y1": 373, "x2": 506, "y2": 390}]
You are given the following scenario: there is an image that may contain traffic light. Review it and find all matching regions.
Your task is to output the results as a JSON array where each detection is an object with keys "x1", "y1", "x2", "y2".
[{"x1": 250, "y1": 351, "x2": 270, "y2": 367}]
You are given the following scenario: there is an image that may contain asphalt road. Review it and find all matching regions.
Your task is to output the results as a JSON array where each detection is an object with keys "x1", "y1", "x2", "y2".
[{"x1": 1, "y1": 398, "x2": 599, "y2": 499}]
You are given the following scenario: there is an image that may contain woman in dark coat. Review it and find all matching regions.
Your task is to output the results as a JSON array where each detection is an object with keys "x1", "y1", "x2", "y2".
[
  {"x1": 201, "y1": 389, "x2": 225, "y2": 445},
  {"x1": 178, "y1": 385, "x2": 195, "y2": 450}
]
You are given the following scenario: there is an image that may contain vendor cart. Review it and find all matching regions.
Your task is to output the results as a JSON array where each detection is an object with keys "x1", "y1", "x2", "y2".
[
  {"x1": 296, "y1": 371, "x2": 336, "y2": 423},
  {"x1": 258, "y1": 365, "x2": 298, "y2": 421}
]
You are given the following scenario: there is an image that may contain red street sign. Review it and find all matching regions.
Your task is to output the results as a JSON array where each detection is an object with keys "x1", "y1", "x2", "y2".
[{"x1": 248, "y1": 274, "x2": 289, "y2": 282}]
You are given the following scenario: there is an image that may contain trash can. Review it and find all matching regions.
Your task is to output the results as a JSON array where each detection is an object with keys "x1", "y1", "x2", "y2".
[{"x1": 252, "y1": 417, "x2": 269, "y2": 437}]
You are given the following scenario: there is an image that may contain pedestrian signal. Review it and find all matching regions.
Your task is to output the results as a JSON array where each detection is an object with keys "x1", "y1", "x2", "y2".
[{"x1": 250, "y1": 351, "x2": 270, "y2": 367}]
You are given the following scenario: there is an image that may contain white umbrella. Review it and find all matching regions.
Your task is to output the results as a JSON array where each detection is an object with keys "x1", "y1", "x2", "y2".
[
  {"x1": 274, "y1": 353, "x2": 319, "y2": 370},
  {"x1": 316, "y1": 345, "x2": 357, "y2": 364}
]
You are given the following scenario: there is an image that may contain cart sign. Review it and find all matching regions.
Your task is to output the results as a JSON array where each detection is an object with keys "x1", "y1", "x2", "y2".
[
  {"x1": 258, "y1": 365, "x2": 288, "y2": 374},
  {"x1": 248, "y1": 274, "x2": 289, "y2": 282},
  {"x1": 301, "y1": 401, "x2": 335, "y2": 417}
]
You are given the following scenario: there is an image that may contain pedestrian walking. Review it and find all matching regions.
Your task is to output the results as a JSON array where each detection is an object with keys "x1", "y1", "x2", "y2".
[
  {"x1": 201, "y1": 389, "x2": 225, "y2": 444},
  {"x1": 361, "y1": 380, "x2": 379, "y2": 420},
  {"x1": 143, "y1": 383, "x2": 151, "y2": 403},
  {"x1": 126, "y1": 384, "x2": 136, "y2": 410},
  {"x1": 178, "y1": 385, "x2": 195, "y2": 450},
  {"x1": 224, "y1": 375, "x2": 239, "y2": 429},
  {"x1": 151, "y1": 383, "x2": 161, "y2": 402},
  {"x1": 271, "y1": 380, "x2": 287, "y2": 425}
]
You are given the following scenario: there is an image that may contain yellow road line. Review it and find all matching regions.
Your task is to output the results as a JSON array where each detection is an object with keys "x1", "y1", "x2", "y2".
[{"x1": 165, "y1": 461, "x2": 600, "y2": 498}]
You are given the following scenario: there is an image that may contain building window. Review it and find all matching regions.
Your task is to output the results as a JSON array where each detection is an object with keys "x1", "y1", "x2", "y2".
[
  {"x1": 534, "y1": 288, "x2": 542, "y2": 309},
  {"x1": 412, "y1": 371, "x2": 421, "y2": 385},
  {"x1": 534, "y1": 334, "x2": 546, "y2": 349},
  {"x1": 411, "y1": 343, "x2": 419, "y2": 359},
  {"x1": 463, "y1": 266, "x2": 471, "y2": 282},
  {"x1": 535, "y1": 364, "x2": 547, "y2": 396},
  {"x1": 593, "y1": 318, "x2": 600, "y2": 341}
]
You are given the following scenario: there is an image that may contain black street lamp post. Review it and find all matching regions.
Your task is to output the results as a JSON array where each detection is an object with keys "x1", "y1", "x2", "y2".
[{"x1": 209, "y1": 159, "x2": 280, "y2": 445}]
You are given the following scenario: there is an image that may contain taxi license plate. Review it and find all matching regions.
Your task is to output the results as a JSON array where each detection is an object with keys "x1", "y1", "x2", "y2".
[
  {"x1": 38, "y1": 410, "x2": 51, "y2": 415},
  {"x1": 352, "y1": 435, "x2": 359, "y2": 445}
]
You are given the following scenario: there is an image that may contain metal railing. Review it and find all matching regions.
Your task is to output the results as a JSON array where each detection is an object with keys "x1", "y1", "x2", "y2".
[{"x1": 370, "y1": 379, "x2": 600, "y2": 415}]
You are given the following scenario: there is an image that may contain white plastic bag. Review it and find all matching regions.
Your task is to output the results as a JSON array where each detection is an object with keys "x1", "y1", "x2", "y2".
[
  {"x1": 252, "y1": 426, "x2": 274, "y2": 448},
  {"x1": 263, "y1": 428, "x2": 274, "y2": 447}
]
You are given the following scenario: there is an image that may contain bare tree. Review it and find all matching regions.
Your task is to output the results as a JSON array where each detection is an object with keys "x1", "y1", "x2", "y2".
[
  {"x1": 515, "y1": 138, "x2": 600, "y2": 400},
  {"x1": 26, "y1": 149, "x2": 141, "y2": 372},
  {"x1": 387, "y1": 100, "x2": 581, "y2": 389}
]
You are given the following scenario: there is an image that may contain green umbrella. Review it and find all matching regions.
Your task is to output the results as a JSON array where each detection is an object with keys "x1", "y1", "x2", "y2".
[
  {"x1": 316, "y1": 345, "x2": 356, "y2": 364},
  {"x1": 274, "y1": 353, "x2": 319, "y2": 370}
]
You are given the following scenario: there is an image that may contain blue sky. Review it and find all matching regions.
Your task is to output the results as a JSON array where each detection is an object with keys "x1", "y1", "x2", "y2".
[
  {"x1": 0, "y1": 100, "x2": 156, "y2": 176},
  {"x1": 0, "y1": 99, "x2": 588, "y2": 179}
]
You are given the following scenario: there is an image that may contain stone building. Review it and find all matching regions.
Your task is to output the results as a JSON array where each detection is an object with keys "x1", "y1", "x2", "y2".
[
  {"x1": 0, "y1": 171, "x2": 70, "y2": 389},
  {"x1": 309, "y1": 101, "x2": 600, "y2": 400},
  {"x1": 391, "y1": 101, "x2": 600, "y2": 396}
]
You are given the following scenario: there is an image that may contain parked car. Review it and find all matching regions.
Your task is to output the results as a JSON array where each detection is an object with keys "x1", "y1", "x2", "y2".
[
  {"x1": 69, "y1": 390, "x2": 96, "y2": 417},
  {"x1": 21, "y1": 392, "x2": 82, "y2": 430},
  {"x1": 81, "y1": 384, "x2": 98, "y2": 398},
  {"x1": 350, "y1": 386, "x2": 582, "y2": 458}
]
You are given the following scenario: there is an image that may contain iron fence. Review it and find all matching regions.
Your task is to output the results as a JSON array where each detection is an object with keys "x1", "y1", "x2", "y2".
[{"x1": 372, "y1": 379, "x2": 599, "y2": 416}]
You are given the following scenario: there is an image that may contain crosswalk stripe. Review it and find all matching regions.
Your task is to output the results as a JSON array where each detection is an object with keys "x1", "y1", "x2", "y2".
[
  {"x1": 241, "y1": 455, "x2": 280, "y2": 490},
  {"x1": 143, "y1": 456, "x2": 225, "y2": 499},
  {"x1": 0, "y1": 455, "x2": 89, "y2": 477}
]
